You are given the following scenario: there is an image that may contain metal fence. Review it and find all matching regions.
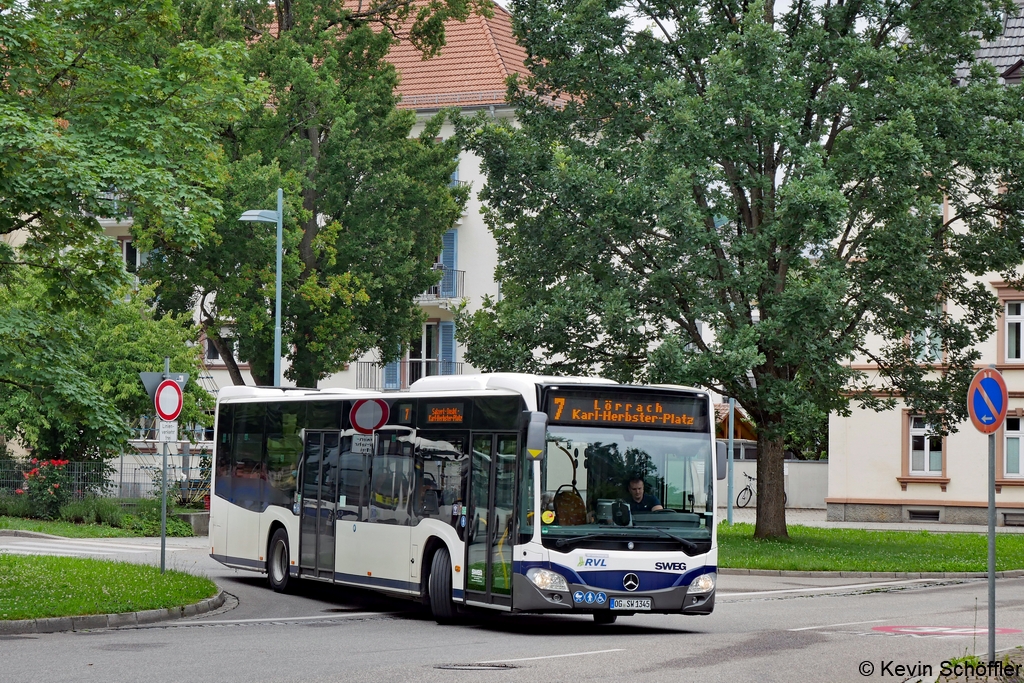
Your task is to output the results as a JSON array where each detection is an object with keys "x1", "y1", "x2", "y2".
[{"x1": 0, "y1": 461, "x2": 210, "y2": 502}]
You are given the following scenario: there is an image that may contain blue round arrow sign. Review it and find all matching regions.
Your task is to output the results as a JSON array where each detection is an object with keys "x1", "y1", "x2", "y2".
[{"x1": 967, "y1": 369, "x2": 1008, "y2": 434}]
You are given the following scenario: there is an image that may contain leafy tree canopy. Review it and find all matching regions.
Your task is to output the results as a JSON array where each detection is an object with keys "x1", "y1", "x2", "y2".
[
  {"x1": 456, "y1": 0, "x2": 1024, "y2": 537},
  {"x1": 0, "y1": 0, "x2": 254, "y2": 458},
  {"x1": 0, "y1": 0, "x2": 254, "y2": 300},
  {"x1": 0, "y1": 276, "x2": 212, "y2": 461},
  {"x1": 146, "y1": 0, "x2": 480, "y2": 387}
]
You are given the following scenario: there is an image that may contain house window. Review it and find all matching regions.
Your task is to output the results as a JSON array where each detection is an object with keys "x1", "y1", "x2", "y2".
[
  {"x1": 909, "y1": 417, "x2": 942, "y2": 474},
  {"x1": 914, "y1": 306, "x2": 943, "y2": 362},
  {"x1": 206, "y1": 338, "x2": 220, "y2": 361},
  {"x1": 120, "y1": 239, "x2": 148, "y2": 273},
  {"x1": 1006, "y1": 417, "x2": 1022, "y2": 477},
  {"x1": 1006, "y1": 302, "x2": 1023, "y2": 362}
]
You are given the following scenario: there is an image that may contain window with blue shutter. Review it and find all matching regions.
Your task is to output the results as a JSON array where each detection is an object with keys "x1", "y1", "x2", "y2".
[
  {"x1": 440, "y1": 229, "x2": 458, "y2": 297},
  {"x1": 383, "y1": 359, "x2": 400, "y2": 390},
  {"x1": 439, "y1": 321, "x2": 456, "y2": 375}
]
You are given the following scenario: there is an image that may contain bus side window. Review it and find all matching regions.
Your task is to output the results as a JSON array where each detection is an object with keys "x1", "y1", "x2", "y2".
[
  {"x1": 337, "y1": 440, "x2": 367, "y2": 520},
  {"x1": 215, "y1": 404, "x2": 234, "y2": 502},
  {"x1": 265, "y1": 402, "x2": 304, "y2": 509},
  {"x1": 369, "y1": 436, "x2": 413, "y2": 525},
  {"x1": 232, "y1": 403, "x2": 266, "y2": 512}
]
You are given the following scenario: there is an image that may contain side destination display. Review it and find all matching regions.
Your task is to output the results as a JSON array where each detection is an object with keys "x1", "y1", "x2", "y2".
[{"x1": 544, "y1": 390, "x2": 708, "y2": 431}]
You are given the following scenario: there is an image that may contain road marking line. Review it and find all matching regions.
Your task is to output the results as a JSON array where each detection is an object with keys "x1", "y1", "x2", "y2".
[
  {"x1": 0, "y1": 548, "x2": 121, "y2": 557},
  {"x1": 47, "y1": 541, "x2": 170, "y2": 551},
  {"x1": 0, "y1": 543, "x2": 150, "y2": 554},
  {"x1": 719, "y1": 578, "x2": 950, "y2": 597},
  {"x1": 789, "y1": 619, "x2": 887, "y2": 631},
  {"x1": 478, "y1": 649, "x2": 626, "y2": 664},
  {"x1": 177, "y1": 613, "x2": 382, "y2": 625}
]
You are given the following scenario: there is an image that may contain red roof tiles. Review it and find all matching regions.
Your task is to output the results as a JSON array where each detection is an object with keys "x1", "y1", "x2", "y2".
[{"x1": 387, "y1": 4, "x2": 530, "y2": 109}]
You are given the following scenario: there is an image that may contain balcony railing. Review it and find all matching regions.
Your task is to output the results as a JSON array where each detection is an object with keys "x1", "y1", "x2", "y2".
[
  {"x1": 355, "y1": 360, "x2": 464, "y2": 391},
  {"x1": 419, "y1": 268, "x2": 464, "y2": 300},
  {"x1": 83, "y1": 191, "x2": 134, "y2": 219}
]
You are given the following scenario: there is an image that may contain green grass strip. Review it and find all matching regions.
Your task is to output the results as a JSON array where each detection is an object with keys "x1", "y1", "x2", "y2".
[
  {"x1": 0, "y1": 555, "x2": 217, "y2": 621},
  {"x1": 0, "y1": 516, "x2": 140, "y2": 538},
  {"x1": 718, "y1": 523, "x2": 1024, "y2": 572}
]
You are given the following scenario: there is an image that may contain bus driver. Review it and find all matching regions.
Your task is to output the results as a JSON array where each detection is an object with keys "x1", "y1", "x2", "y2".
[{"x1": 627, "y1": 476, "x2": 664, "y2": 513}]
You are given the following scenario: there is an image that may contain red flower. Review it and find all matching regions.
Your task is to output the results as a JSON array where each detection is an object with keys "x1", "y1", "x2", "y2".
[
  {"x1": 52, "y1": 483, "x2": 59, "y2": 489},
  {"x1": 30, "y1": 458, "x2": 37, "y2": 465},
  {"x1": 14, "y1": 489, "x2": 23, "y2": 495}
]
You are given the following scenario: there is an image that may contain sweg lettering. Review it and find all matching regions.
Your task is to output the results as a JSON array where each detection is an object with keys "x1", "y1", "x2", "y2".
[
  {"x1": 655, "y1": 562, "x2": 687, "y2": 571},
  {"x1": 577, "y1": 558, "x2": 608, "y2": 568}
]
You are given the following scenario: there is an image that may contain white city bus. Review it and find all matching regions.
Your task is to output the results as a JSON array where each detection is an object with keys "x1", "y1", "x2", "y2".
[{"x1": 210, "y1": 373, "x2": 721, "y2": 623}]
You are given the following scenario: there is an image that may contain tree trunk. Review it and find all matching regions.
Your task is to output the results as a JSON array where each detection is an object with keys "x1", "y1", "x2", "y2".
[
  {"x1": 753, "y1": 431, "x2": 788, "y2": 539},
  {"x1": 208, "y1": 333, "x2": 247, "y2": 387}
]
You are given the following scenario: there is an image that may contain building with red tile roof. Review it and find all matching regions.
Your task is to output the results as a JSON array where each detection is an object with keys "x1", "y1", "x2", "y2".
[{"x1": 388, "y1": 4, "x2": 530, "y2": 110}]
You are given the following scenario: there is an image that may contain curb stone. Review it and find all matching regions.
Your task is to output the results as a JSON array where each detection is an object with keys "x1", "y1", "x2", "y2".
[
  {"x1": 0, "y1": 529, "x2": 65, "y2": 540},
  {"x1": 0, "y1": 591, "x2": 225, "y2": 635}
]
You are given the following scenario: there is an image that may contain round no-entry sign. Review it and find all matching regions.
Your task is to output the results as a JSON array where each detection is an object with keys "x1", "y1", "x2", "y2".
[
  {"x1": 967, "y1": 368, "x2": 1008, "y2": 434},
  {"x1": 350, "y1": 399, "x2": 389, "y2": 434},
  {"x1": 154, "y1": 379, "x2": 184, "y2": 422}
]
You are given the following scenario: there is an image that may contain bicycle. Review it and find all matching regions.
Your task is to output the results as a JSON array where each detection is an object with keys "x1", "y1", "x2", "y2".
[{"x1": 735, "y1": 472, "x2": 786, "y2": 508}]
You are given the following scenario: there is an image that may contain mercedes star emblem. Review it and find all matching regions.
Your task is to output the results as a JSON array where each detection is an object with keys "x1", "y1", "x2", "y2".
[{"x1": 622, "y1": 573, "x2": 640, "y2": 591}]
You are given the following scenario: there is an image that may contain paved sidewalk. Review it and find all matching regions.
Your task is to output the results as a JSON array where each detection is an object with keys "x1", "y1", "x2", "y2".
[{"x1": 718, "y1": 506, "x2": 1024, "y2": 534}]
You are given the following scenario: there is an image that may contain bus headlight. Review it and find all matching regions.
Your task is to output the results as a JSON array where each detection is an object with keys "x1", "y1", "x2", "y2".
[
  {"x1": 526, "y1": 568, "x2": 569, "y2": 592},
  {"x1": 688, "y1": 572, "x2": 716, "y2": 594}
]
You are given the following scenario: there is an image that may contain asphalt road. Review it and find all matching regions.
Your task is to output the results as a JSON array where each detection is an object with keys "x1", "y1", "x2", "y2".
[{"x1": 2, "y1": 536, "x2": 1023, "y2": 683}]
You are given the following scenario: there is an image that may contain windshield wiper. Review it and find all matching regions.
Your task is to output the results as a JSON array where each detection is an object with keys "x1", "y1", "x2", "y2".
[
  {"x1": 553, "y1": 533, "x2": 618, "y2": 548},
  {"x1": 635, "y1": 527, "x2": 700, "y2": 553}
]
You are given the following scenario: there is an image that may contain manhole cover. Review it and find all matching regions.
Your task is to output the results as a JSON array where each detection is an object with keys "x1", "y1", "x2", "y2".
[{"x1": 435, "y1": 664, "x2": 516, "y2": 671}]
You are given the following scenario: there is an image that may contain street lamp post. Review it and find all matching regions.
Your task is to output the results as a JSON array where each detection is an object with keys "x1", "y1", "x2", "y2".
[{"x1": 239, "y1": 188, "x2": 284, "y2": 387}]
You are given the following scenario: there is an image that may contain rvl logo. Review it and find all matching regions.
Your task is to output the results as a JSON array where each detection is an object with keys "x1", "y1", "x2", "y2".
[
  {"x1": 655, "y1": 561, "x2": 687, "y2": 571},
  {"x1": 577, "y1": 558, "x2": 608, "y2": 568}
]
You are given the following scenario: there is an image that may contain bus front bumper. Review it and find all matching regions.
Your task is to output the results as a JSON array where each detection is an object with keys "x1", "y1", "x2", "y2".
[{"x1": 510, "y1": 573, "x2": 715, "y2": 615}]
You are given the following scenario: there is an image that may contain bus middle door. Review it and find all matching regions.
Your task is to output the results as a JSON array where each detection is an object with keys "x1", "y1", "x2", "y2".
[
  {"x1": 298, "y1": 431, "x2": 340, "y2": 580},
  {"x1": 466, "y1": 433, "x2": 518, "y2": 608}
]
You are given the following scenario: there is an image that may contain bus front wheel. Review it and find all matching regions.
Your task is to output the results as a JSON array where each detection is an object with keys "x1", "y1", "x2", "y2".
[
  {"x1": 268, "y1": 528, "x2": 291, "y2": 593},
  {"x1": 428, "y1": 548, "x2": 456, "y2": 623}
]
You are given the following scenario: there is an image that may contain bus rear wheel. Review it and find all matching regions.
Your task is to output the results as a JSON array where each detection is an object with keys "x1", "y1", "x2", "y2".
[
  {"x1": 428, "y1": 548, "x2": 456, "y2": 623},
  {"x1": 593, "y1": 612, "x2": 618, "y2": 624},
  {"x1": 268, "y1": 528, "x2": 291, "y2": 593}
]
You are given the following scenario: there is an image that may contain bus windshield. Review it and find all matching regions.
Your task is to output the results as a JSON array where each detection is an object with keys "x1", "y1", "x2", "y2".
[{"x1": 528, "y1": 426, "x2": 714, "y2": 552}]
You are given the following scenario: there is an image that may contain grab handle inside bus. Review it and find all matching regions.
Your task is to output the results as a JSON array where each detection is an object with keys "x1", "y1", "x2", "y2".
[{"x1": 525, "y1": 411, "x2": 548, "y2": 460}]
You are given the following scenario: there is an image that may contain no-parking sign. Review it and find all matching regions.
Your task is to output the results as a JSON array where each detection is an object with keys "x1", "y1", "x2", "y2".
[{"x1": 967, "y1": 368, "x2": 1008, "y2": 434}]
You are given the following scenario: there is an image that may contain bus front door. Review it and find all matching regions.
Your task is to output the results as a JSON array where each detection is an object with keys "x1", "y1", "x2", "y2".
[
  {"x1": 298, "y1": 431, "x2": 340, "y2": 580},
  {"x1": 466, "y1": 433, "x2": 518, "y2": 608}
]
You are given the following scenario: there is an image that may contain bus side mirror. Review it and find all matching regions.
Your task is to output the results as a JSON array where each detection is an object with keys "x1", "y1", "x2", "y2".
[
  {"x1": 716, "y1": 441, "x2": 727, "y2": 481},
  {"x1": 525, "y1": 411, "x2": 548, "y2": 460}
]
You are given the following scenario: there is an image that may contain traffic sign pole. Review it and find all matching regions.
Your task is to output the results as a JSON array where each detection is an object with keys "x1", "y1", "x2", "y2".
[
  {"x1": 138, "y1": 365, "x2": 187, "y2": 575},
  {"x1": 161, "y1": 358, "x2": 169, "y2": 574},
  {"x1": 967, "y1": 366, "x2": 1008, "y2": 664},
  {"x1": 989, "y1": 431, "x2": 996, "y2": 662}
]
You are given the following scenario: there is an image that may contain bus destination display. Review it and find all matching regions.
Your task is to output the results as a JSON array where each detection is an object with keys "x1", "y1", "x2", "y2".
[
  {"x1": 425, "y1": 403, "x2": 464, "y2": 424},
  {"x1": 546, "y1": 393, "x2": 707, "y2": 431}
]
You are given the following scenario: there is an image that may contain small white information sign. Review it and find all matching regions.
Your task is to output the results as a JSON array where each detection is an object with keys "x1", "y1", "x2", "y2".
[
  {"x1": 351, "y1": 434, "x2": 374, "y2": 454},
  {"x1": 158, "y1": 420, "x2": 178, "y2": 443}
]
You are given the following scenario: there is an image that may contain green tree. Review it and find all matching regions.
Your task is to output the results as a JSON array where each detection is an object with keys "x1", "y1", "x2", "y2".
[
  {"x1": 0, "y1": 276, "x2": 212, "y2": 461},
  {"x1": 457, "y1": 0, "x2": 1024, "y2": 537},
  {"x1": 0, "y1": 0, "x2": 251, "y2": 459},
  {"x1": 146, "y1": 0, "x2": 479, "y2": 387}
]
